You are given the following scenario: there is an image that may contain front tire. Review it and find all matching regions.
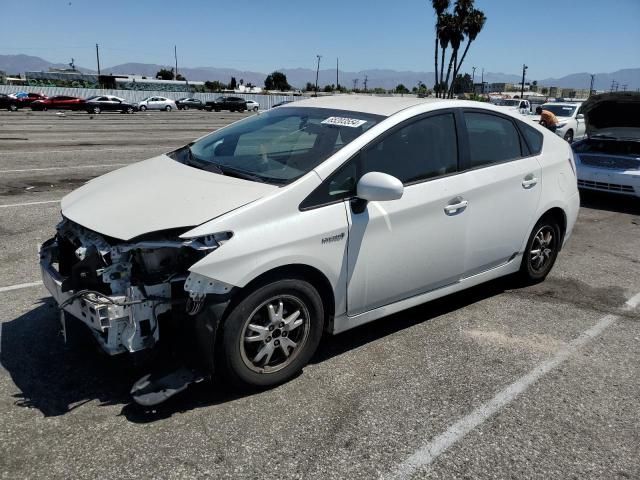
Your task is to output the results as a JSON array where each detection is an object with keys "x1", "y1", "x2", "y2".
[
  {"x1": 9, "y1": 104, "x2": 18, "y2": 112},
  {"x1": 92, "y1": 106, "x2": 101, "y2": 114},
  {"x1": 518, "y1": 216, "x2": 561, "y2": 284},
  {"x1": 563, "y1": 129, "x2": 574, "y2": 143},
  {"x1": 218, "y1": 278, "x2": 324, "y2": 389},
  {"x1": 165, "y1": 105, "x2": 172, "y2": 111},
  {"x1": 139, "y1": 105, "x2": 147, "y2": 111}
]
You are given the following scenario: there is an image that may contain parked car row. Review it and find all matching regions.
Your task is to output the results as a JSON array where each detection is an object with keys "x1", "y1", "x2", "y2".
[{"x1": 1, "y1": 93, "x2": 266, "y2": 113}]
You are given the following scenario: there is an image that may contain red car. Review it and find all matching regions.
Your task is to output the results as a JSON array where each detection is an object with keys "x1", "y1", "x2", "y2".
[
  {"x1": 16, "y1": 92, "x2": 48, "y2": 108},
  {"x1": 31, "y1": 95, "x2": 85, "y2": 111}
]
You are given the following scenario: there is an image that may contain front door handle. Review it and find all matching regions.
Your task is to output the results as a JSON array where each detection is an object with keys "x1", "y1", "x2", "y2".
[
  {"x1": 522, "y1": 176, "x2": 538, "y2": 188},
  {"x1": 444, "y1": 197, "x2": 468, "y2": 215}
]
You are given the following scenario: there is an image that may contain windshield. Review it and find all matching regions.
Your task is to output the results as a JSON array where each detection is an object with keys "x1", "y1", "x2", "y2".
[
  {"x1": 174, "y1": 107, "x2": 383, "y2": 185},
  {"x1": 541, "y1": 104, "x2": 577, "y2": 117}
]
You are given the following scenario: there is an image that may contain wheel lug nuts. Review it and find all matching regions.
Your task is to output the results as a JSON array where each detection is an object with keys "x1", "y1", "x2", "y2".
[
  {"x1": 266, "y1": 336, "x2": 272, "y2": 343},
  {"x1": 279, "y1": 322, "x2": 284, "y2": 328},
  {"x1": 274, "y1": 340, "x2": 280, "y2": 346},
  {"x1": 282, "y1": 331, "x2": 288, "y2": 337},
  {"x1": 268, "y1": 325, "x2": 274, "y2": 331}
]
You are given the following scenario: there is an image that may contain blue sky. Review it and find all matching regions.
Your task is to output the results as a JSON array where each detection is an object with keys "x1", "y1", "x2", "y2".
[{"x1": 1, "y1": 0, "x2": 639, "y2": 78}]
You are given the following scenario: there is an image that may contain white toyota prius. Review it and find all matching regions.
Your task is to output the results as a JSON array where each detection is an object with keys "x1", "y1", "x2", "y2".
[{"x1": 40, "y1": 96, "x2": 579, "y2": 401}]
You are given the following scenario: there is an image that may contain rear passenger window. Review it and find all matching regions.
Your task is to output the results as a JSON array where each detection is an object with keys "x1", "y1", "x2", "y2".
[
  {"x1": 518, "y1": 121, "x2": 543, "y2": 155},
  {"x1": 464, "y1": 112, "x2": 522, "y2": 167},
  {"x1": 359, "y1": 113, "x2": 458, "y2": 184}
]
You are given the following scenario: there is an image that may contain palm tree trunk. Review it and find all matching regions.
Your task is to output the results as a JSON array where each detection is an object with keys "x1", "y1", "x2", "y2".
[
  {"x1": 439, "y1": 47, "x2": 446, "y2": 98},
  {"x1": 434, "y1": 38, "x2": 439, "y2": 98},
  {"x1": 443, "y1": 49, "x2": 456, "y2": 97},
  {"x1": 448, "y1": 40, "x2": 472, "y2": 98}
]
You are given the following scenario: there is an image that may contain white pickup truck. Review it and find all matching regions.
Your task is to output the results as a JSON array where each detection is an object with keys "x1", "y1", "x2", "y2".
[{"x1": 494, "y1": 98, "x2": 531, "y2": 115}]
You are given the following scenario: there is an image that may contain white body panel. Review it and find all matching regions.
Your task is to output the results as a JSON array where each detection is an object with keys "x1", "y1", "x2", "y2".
[
  {"x1": 62, "y1": 155, "x2": 276, "y2": 240},
  {"x1": 345, "y1": 176, "x2": 468, "y2": 315}
]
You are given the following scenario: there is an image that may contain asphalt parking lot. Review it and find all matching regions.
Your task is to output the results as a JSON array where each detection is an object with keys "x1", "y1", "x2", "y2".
[{"x1": 0, "y1": 109, "x2": 639, "y2": 480}]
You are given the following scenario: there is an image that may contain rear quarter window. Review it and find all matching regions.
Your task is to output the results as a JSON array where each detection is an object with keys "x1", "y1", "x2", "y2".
[{"x1": 517, "y1": 120, "x2": 544, "y2": 155}]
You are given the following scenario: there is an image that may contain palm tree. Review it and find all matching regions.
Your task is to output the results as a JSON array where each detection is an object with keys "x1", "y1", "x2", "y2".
[
  {"x1": 448, "y1": 8, "x2": 486, "y2": 97},
  {"x1": 432, "y1": 0, "x2": 450, "y2": 97},
  {"x1": 443, "y1": 17, "x2": 464, "y2": 98}
]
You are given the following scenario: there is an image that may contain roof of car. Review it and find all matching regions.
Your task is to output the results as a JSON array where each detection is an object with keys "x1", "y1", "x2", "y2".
[{"x1": 284, "y1": 95, "x2": 445, "y2": 116}]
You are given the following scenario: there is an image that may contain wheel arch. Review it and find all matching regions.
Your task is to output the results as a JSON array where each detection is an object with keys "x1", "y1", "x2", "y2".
[
  {"x1": 233, "y1": 263, "x2": 336, "y2": 332},
  {"x1": 538, "y1": 206, "x2": 567, "y2": 249}
]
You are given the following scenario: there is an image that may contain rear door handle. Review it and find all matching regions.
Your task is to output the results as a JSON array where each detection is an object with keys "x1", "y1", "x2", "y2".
[
  {"x1": 444, "y1": 197, "x2": 468, "y2": 215},
  {"x1": 522, "y1": 176, "x2": 538, "y2": 188}
]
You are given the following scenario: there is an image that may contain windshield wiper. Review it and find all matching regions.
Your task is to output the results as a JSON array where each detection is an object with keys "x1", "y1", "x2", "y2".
[{"x1": 217, "y1": 164, "x2": 268, "y2": 183}]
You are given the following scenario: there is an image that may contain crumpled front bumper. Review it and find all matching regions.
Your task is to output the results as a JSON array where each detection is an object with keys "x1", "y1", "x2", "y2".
[{"x1": 39, "y1": 238, "x2": 168, "y2": 355}]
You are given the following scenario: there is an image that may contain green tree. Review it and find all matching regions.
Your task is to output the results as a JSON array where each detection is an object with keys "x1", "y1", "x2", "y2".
[
  {"x1": 304, "y1": 81, "x2": 315, "y2": 92},
  {"x1": 156, "y1": 68, "x2": 174, "y2": 80},
  {"x1": 395, "y1": 83, "x2": 410, "y2": 94},
  {"x1": 229, "y1": 77, "x2": 237, "y2": 90},
  {"x1": 176, "y1": 73, "x2": 186, "y2": 81},
  {"x1": 205, "y1": 80, "x2": 226, "y2": 92},
  {"x1": 264, "y1": 71, "x2": 291, "y2": 91},
  {"x1": 323, "y1": 84, "x2": 334, "y2": 92},
  {"x1": 452, "y1": 73, "x2": 472, "y2": 94}
]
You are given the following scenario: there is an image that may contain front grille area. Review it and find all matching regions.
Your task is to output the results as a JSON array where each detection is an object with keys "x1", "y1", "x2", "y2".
[
  {"x1": 577, "y1": 179, "x2": 635, "y2": 193},
  {"x1": 580, "y1": 154, "x2": 640, "y2": 170}
]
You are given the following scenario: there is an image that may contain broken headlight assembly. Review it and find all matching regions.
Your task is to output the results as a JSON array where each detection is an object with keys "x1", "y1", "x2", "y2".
[{"x1": 39, "y1": 218, "x2": 232, "y2": 355}]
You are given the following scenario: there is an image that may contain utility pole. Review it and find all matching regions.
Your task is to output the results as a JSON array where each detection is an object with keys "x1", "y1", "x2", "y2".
[
  {"x1": 622, "y1": 84, "x2": 628, "y2": 91},
  {"x1": 481, "y1": 67, "x2": 485, "y2": 94},
  {"x1": 363, "y1": 75, "x2": 368, "y2": 92},
  {"x1": 471, "y1": 66, "x2": 476, "y2": 85},
  {"x1": 520, "y1": 64, "x2": 528, "y2": 99},
  {"x1": 174, "y1": 45, "x2": 178, "y2": 79},
  {"x1": 315, "y1": 55, "x2": 322, "y2": 95},
  {"x1": 589, "y1": 74, "x2": 595, "y2": 97},
  {"x1": 95, "y1": 43, "x2": 101, "y2": 76},
  {"x1": 336, "y1": 58, "x2": 339, "y2": 90},
  {"x1": 353, "y1": 78, "x2": 358, "y2": 91}
]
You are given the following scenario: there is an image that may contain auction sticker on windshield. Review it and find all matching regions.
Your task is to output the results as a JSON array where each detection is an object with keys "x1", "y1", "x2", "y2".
[{"x1": 321, "y1": 116, "x2": 368, "y2": 128}]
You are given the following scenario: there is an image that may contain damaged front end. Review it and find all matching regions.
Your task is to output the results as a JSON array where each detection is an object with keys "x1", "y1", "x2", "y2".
[{"x1": 39, "y1": 217, "x2": 232, "y2": 356}]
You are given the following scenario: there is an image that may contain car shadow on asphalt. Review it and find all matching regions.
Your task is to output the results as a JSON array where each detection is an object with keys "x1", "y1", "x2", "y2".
[
  {"x1": 579, "y1": 189, "x2": 640, "y2": 215},
  {"x1": 1, "y1": 278, "x2": 514, "y2": 423}
]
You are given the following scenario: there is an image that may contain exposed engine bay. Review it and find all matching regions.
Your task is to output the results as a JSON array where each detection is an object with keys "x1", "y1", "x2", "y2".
[{"x1": 39, "y1": 217, "x2": 230, "y2": 356}]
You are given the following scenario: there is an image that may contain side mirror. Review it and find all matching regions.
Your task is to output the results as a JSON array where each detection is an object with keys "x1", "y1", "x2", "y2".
[
  {"x1": 356, "y1": 172, "x2": 404, "y2": 202},
  {"x1": 576, "y1": 113, "x2": 584, "y2": 120}
]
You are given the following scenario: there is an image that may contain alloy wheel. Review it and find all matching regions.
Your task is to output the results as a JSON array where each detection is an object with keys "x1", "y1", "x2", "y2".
[
  {"x1": 239, "y1": 295, "x2": 311, "y2": 374},
  {"x1": 529, "y1": 225, "x2": 556, "y2": 273}
]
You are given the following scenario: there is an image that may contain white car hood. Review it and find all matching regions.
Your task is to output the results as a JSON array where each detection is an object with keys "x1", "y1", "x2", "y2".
[
  {"x1": 581, "y1": 92, "x2": 640, "y2": 139},
  {"x1": 61, "y1": 155, "x2": 277, "y2": 240}
]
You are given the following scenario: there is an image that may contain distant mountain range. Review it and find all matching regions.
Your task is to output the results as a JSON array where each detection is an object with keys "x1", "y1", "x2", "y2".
[{"x1": 1, "y1": 54, "x2": 639, "y2": 91}]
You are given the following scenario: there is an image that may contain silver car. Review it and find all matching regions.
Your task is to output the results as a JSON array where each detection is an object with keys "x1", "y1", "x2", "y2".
[{"x1": 137, "y1": 96, "x2": 177, "y2": 112}]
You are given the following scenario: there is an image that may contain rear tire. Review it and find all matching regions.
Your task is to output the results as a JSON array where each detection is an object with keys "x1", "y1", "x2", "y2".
[
  {"x1": 126, "y1": 107, "x2": 134, "y2": 114},
  {"x1": 92, "y1": 106, "x2": 101, "y2": 114},
  {"x1": 517, "y1": 216, "x2": 561, "y2": 284},
  {"x1": 218, "y1": 278, "x2": 324, "y2": 390},
  {"x1": 139, "y1": 105, "x2": 147, "y2": 111},
  {"x1": 9, "y1": 104, "x2": 18, "y2": 112},
  {"x1": 165, "y1": 105, "x2": 172, "y2": 112}
]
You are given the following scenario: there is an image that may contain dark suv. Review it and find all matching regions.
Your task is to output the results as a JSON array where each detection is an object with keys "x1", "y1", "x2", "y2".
[{"x1": 205, "y1": 96, "x2": 247, "y2": 112}]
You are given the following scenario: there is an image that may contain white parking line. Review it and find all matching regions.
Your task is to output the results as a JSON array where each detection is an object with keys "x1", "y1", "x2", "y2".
[
  {"x1": 0, "y1": 163, "x2": 129, "y2": 174},
  {"x1": 0, "y1": 146, "x2": 175, "y2": 155},
  {"x1": 385, "y1": 291, "x2": 640, "y2": 480},
  {"x1": 0, "y1": 200, "x2": 60, "y2": 208},
  {"x1": 0, "y1": 281, "x2": 43, "y2": 294}
]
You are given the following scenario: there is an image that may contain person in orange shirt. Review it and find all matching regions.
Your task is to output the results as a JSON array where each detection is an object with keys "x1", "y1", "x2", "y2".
[{"x1": 535, "y1": 106, "x2": 559, "y2": 133}]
